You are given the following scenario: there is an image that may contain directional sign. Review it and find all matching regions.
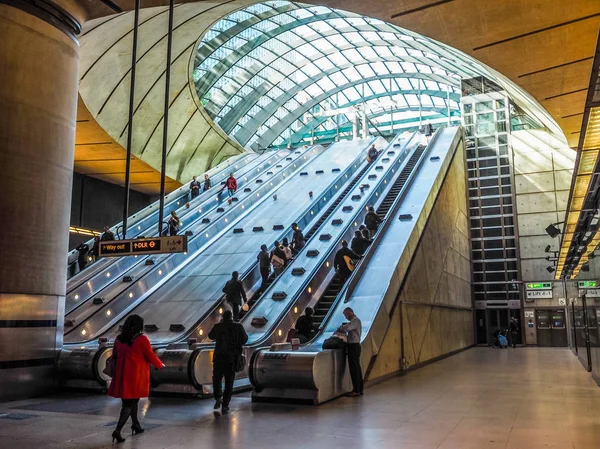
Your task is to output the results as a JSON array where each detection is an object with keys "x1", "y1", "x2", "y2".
[
  {"x1": 584, "y1": 289, "x2": 600, "y2": 298},
  {"x1": 99, "y1": 236, "x2": 187, "y2": 257},
  {"x1": 526, "y1": 290, "x2": 553, "y2": 299},
  {"x1": 578, "y1": 281, "x2": 597, "y2": 289},
  {"x1": 526, "y1": 282, "x2": 552, "y2": 290}
]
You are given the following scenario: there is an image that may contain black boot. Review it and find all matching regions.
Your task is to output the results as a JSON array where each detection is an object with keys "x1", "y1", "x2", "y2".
[
  {"x1": 113, "y1": 404, "x2": 131, "y2": 442},
  {"x1": 130, "y1": 401, "x2": 144, "y2": 435}
]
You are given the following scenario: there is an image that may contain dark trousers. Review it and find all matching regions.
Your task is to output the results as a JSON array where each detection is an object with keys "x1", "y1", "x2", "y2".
[
  {"x1": 116, "y1": 398, "x2": 140, "y2": 432},
  {"x1": 347, "y1": 343, "x2": 363, "y2": 393},
  {"x1": 510, "y1": 331, "x2": 518, "y2": 348},
  {"x1": 228, "y1": 300, "x2": 240, "y2": 321},
  {"x1": 78, "y1": 258, "x2": 87, "y2": 272},
  {"x1": 338, "y1": 269, "x2": 351, "y2": 285},
  {"x1": 213, "y1": 360, "x2": 235, "y2": 406},
  {"x1": 191, "y1": 189, "x2": 199, "y2": 199},
  {"x1": 260, "y1": 267, "x2": 270, "y2": 292}
]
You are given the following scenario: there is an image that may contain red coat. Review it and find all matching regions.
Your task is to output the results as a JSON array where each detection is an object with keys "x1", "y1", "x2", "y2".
[
  {"x1": 225, "y1": 177, "x2": 237, "y2": 191},
  {"x1": 107, "y1": 335, "x2": 163, "y2": 399}
]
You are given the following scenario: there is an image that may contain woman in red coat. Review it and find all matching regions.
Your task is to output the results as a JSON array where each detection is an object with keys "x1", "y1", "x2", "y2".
[{"x1": 108, "y1": 314, "x2": 164, "y2": 443}]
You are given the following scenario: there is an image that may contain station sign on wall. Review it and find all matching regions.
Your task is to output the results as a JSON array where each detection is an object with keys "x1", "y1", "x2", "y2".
[
  {"x1": 526, "y1": 290, "x2": 553, "y2": 299},
  {"x1": 99, "y1": 236, "x2": 187, "y2": 257},
  {"x1": 525, "y1": 282, "x2": 553, "y2": 300}
]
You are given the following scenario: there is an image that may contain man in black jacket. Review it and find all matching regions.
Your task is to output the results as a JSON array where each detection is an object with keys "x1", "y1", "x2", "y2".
[
  {"x1": 189, "y1": 175, "x2": 201, "y2": 199},
  {"x1": 100, "y1": 225, "x2": 115, "y2": 241},
  {"x1": 257, "y1": 244, "x2": 271, "y2": 293},
  {"x1": 295, "y1": 307, "x2": 315, "y2": 342},
  {"x1": 222, "y1": 271, "x2": 247, "y2": 320},
  {"x1": 291, "y1": 223, "x2": 305, "y2": 254},
  {"x1": 350, "y1": 230, "x2": 372, "y2": 256},
  {"x1": 364, "y1": 207, "x2": 382, "y2": 238},
  {"x1": 208, "y1": 310, "x2": 248, "y2": 412},
  {"x1": 334, "y1": 240, "x2": 362, "y2": 285}
]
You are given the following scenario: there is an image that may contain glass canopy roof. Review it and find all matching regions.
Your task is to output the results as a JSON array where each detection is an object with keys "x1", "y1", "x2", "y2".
[{"x1": 192, "y1": 1, "x2": 511, "y2": 149}]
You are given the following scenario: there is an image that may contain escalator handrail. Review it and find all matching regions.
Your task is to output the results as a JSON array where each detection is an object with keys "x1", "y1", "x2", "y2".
[
  {"x1": 344, "y1": 129, "x2": 441, "y2": 300},
  {"x1": 168, "y1": 141, "x2": 377, "y2": 343},
  {"x1": 313, "y1": 129, "x2": 442, "y2": 336}
]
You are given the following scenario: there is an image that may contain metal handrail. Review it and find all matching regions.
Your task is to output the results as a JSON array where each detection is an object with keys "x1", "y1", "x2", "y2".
[{"x1": 314, "y1": 128, "x2": 443, "y2": 333}]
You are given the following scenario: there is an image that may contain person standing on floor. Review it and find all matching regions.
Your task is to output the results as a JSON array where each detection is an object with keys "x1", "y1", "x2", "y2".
[
  {"x1": 107, "y1": 314, "x2": 165, "y2": 444},
  {"x1": 340, "y1": 307, "x2": 363, "y2": 397},
  {"x1": 203, "y1": 173, "x2": 211, "y2": 191},
  {"x1": 189, "y1": 175, "x2": 201, "y2": 199},
  {"x1": 509, "y1": 317, "x2": 519, "y2": 348},
  {"x1": 222, "y1": 271, "x2": 247, "y2": 321},
  {"x1": 208, "y1": 309, "x2": 248, "y2": 413},
  {"x1": 334, "y1": 240, "x2": 361, "y2": 285},
  {"x1": 257, "y1": 244, "x2": 271, "y2": 293}
]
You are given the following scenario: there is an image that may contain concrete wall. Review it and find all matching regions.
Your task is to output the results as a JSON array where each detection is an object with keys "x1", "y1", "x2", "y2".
[
  {"x1": 69, "y1": 173, "x2": 153, "y2": 249},
  {"x1": 512, "y1": 129, "x2": 575, "y2": 280},
  {"x1": 367, "y1": 140, "x2": 472, "y2": 379}
]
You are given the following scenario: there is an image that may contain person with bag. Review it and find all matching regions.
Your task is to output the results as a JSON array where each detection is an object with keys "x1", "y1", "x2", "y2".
[
  {"x1": 281, "y1": 237, "x2": 293, "y2": 265},
  {"x1": 351, "y1": 230, "x2": 372, "y2": 256},
  {"x1": 222, "y1": 271, "x2": 247, "y2": 321},
  {"x1": 168, "y1": 210, "x2": 181, "y2": 236},
  {"x1": 106, "y1": 314, "x2": 165, "y2": 444},
  {"x1": 340, "y1": 307, "x2": 363, "y2": 397},
  {"x1": 270, "y1": 240, "x2": 287, "y2": 276},
  {"x1": 208, "y1": 309, "x2": 248, "y2": 413},
  {"x1": 334, "y1": 240, "x2": 362, "y2": 285}
]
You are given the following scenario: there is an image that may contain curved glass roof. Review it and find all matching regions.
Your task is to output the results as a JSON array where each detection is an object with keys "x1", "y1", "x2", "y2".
[{"x1": 191, "y1": 1, "x2": 527, "y2": 149}]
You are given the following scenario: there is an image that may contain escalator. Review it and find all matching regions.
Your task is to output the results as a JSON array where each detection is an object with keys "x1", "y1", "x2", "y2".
[
  {"x1": 240, "y1": 159, "x2": 375, "y2": 318},
  {"x1": 66, "y1": 152, "x2": 252, "y2": 280},
  {"x1": 249, "y1": 127, "x2": 466, "y2": 405},
  {"x1": 311, "y1": 144, "x2": 426, "y2": 329}
]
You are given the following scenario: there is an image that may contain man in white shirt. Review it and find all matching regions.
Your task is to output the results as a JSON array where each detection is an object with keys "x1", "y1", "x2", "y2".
[{"x1": 341, "y1": 307, "x2": 363, "y2": 396}]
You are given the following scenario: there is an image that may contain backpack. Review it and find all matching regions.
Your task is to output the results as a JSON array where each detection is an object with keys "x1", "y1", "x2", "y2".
[{"x1": 368, "y1": 148, "x2": 378, "y2": 160}]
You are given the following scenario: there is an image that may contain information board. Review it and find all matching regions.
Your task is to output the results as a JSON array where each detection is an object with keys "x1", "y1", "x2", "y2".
[
  {"x1": 99, "y1": 236, "x2": 187, "y2": 257},
  {"x1": 526, "y1": 290, "x2": 553, "y2": 299}
]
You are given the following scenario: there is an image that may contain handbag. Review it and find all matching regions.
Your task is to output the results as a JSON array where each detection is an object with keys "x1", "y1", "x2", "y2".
[
  {"x1": 235, "y1": 353, "x2": 246, "y2": 373},
  {"x1": 322, "y1": 335, "x2": 346, "y2": 350},
  {"x1": 103, "y1": 346, "x2": 117, "y2": 378}
]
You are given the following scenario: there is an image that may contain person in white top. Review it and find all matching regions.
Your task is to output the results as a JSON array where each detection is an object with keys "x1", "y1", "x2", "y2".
[{"x1": 340, "y1": 307, "x2": 363, "y2": 396}]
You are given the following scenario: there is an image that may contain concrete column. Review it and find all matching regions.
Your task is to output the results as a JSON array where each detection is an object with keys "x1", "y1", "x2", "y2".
[{"x1": 0, "y1": 4, "x2": 79, "y2": 399}]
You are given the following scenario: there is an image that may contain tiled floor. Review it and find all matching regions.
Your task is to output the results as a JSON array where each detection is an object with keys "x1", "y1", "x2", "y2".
[{"x1": 1, "y1": 348, "x2": 599, "y2": 448}]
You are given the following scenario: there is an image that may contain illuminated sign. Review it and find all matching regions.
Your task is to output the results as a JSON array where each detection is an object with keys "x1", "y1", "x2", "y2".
[
  {"x1": 526, "y1": 282, "x2": 552, "y2": 290},
  {"x1": 99, "y1": 236, "x2": 187, "y2": 257},
  {"x1": 578, "y1": 281, "x2": 597, "y2": 289}
]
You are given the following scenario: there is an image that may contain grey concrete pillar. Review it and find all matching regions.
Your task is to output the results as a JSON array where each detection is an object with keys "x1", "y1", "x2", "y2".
[{"x1": 0, "y1": 4, "x2": 79, "y2": 399}]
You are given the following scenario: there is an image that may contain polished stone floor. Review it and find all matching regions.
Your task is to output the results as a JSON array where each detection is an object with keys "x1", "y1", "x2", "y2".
[{"x1": 1, "y1": 348, "x2": 599, "y2": 449}]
